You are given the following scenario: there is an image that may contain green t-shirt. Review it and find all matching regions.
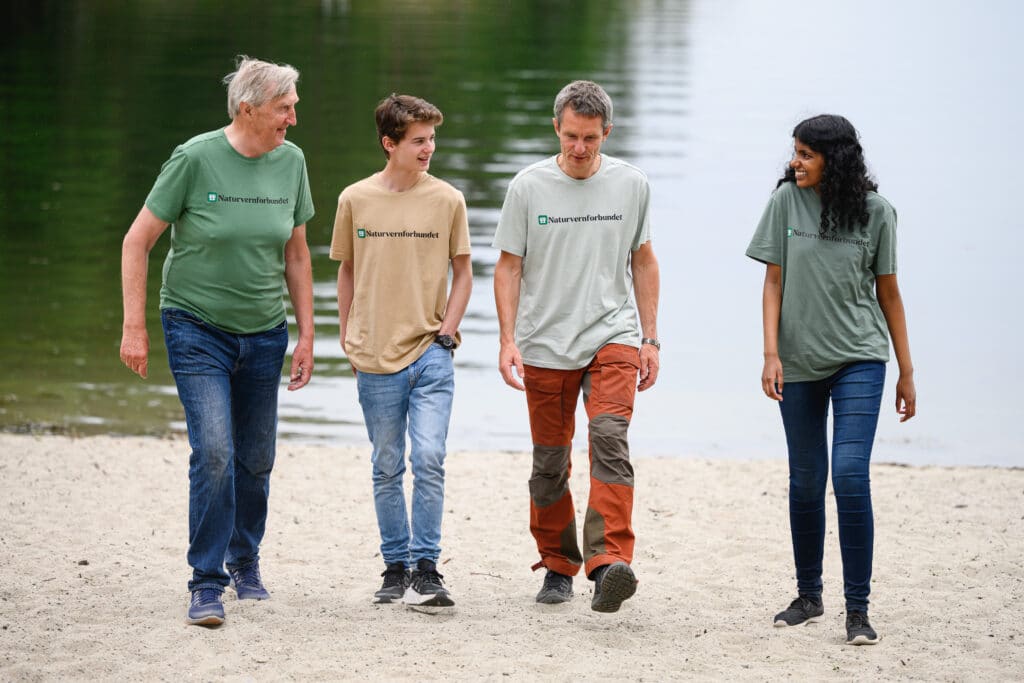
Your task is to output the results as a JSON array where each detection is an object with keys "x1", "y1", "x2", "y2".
[
  {"x1": 146, "y1": 129, "x2": 315, "y2": 334},
  {"x1": 492, "y1": 155, "x2": 651, "y2": 369},
  {"x1": 745, "y1": 182, "x2": 897, "y2": 382}
]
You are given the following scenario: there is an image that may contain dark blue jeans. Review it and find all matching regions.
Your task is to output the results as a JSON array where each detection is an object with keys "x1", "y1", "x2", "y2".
[
  {"x1": 778, "y1": 361, "x2": 885, "y2": 613},
  {"x1": 162, "y1": 308, "x2": 288, "y2": 592}
]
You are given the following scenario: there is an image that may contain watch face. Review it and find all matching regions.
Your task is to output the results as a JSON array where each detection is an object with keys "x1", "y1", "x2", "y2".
[{"x1": 437, "y1": 335, "x2": 455, "y2": 349}]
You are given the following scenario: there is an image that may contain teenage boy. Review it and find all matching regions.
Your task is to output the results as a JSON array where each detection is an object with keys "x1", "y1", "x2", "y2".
[{"x1": 330, "y1": 94, "x2": 471, "y2": 606}]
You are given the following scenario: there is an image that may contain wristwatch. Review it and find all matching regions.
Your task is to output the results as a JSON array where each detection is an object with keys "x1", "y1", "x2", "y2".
[
  {"x1": 435, "y1": 334, "x2": 456, "y2": 350},
  {"x1": 642, "y1": 337, "x2": 661, "y2": 350}
]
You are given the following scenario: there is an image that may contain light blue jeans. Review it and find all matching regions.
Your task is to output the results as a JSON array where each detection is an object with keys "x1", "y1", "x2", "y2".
[
  {"x1": 357, "y1": 343, "x2": 454, "y2": 567},
  {"x1": 162, "y1": 308, "x2": 288, "y2": 592}
]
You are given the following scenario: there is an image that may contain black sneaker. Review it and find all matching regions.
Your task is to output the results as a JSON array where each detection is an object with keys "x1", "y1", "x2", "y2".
[
  {"x1": 228, "y1": 561, "x2": 270, "y2": 600},
  {"x1": 536, "y1": 570, "x2": 573, "y2": 604},
  {"x1": 590, "y1": 561, "x2": 637, "y2": 613},
  {"x1": 373, "y1": 563, "x2": 411, "y2": 604},
  {"x1": 773, "y1": 595, "x2": 824, "y2": 627},
  {"x1": 403, "y1": 559, "x2": 455, "y2": 607},
  {"x1": 845, "y1": 611, "x2": 879, "y2": 645}
]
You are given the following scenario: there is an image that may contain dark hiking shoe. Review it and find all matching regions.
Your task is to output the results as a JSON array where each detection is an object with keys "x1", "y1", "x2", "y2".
[
  {"x1": 186, "y1": 588, "x2": 225, "y2": 626},
  {"x1": 403, "y1": 559, "x2": 455, "y2": 607},
  {"x1": 773, "y1": 595, "x2": 824, "y2": 626},
  {"x1": 228, "y1": 561, "x2": 271, "y2": 600},
  {"x1": 590, "y1": 561, "x2": 637, "y2": 613},
  {"x1": 846, "y1": 611, "x2": 880, "y2": 645},
  {"x1": 536, "y1": 570, "x2": 573, "y2": 604},
  {"x1": 374, "y1": 563, "x2": 411, "y2": 604}
]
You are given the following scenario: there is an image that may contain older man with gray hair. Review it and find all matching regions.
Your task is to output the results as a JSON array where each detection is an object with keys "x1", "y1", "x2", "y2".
[
  {"x1": 493, "y1": 79, "x2": 661, "y2": 613},
  {"x1": 120, "y1": 56, "x2": 314, "y2": 626}
]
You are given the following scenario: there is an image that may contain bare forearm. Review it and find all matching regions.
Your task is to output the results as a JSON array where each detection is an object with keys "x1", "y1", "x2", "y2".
[
  {"x1": 284, "y1": 230, "x2": 314, "y2": 343},
  {"x1": 633, "y1": 259, "x2": 660, "y2": 340},
  {"x1": 762, "y1": 265, "x2": 782, "y2": 357},
  {"x1": 493, "y1": 256, "x2": 521, "y2": 345},
  {"x1": 878, "y1": 283, "x2": 914, "y2": 376},
  {"x1": 336, "y1": 262, "x2": 354, "y2": 344},
  {"x1": 440, "y1": 254, "x2": 472, "y2": 336}
]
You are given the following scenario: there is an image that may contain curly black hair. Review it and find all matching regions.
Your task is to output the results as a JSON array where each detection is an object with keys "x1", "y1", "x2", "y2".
[{"x1": 776, "y1": 114, "x2": 878, "y2": 234}]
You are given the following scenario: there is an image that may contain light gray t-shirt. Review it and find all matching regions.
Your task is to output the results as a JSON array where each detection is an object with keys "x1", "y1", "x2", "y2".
[
  {"x1": 745, "y1": 182, "x2": 897, "y2": 382},
  {"x1": 493, "y1": 155, "x2": 652, "y2": 369}
]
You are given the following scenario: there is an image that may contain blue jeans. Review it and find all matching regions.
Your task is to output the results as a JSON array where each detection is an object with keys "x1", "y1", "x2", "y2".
[
  {"x1": 357, "y1": 343, "x2": 454, "y2": 567},
  {"x1": 778, "y1": 361, "x2": 885, "y2": 613},
  {"x1": 162, "y1": 308, "x2": 288, "y2": 592}
]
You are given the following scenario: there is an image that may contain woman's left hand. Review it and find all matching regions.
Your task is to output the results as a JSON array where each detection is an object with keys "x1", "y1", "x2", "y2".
[{"x1": 896, "y1": 372, "x2": 916, "y2": 422}]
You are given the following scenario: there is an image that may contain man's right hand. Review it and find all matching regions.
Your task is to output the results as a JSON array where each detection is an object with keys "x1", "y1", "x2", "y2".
[{"x1": 499, "y1": 341, "x2": 525, "y2": 391}]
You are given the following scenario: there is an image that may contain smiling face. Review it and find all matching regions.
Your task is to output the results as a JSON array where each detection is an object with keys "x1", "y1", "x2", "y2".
[
  {"x1": 790, "y1": 138, "x2": 825, "y2": 191},
  {"x1": 553, "y1": 106, "x2": 611, "y2": 179},
  {"x1": 383, "y1": 121, "x2": 436, "y2": 174},
  {"x1": 245, "y1": 87, "x2": 298, "y2": 154}
]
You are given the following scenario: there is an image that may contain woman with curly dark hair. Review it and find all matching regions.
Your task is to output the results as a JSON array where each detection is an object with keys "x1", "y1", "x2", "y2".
[{"x1": 746, "y1": 114, "x2": 916, "y2": 646}]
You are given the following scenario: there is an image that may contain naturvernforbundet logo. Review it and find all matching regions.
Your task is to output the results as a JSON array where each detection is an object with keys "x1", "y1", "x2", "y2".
[
  {"x1": 207, "y1": 192, "x2": 218, "y2": 203},
  {"x1": 537, "y1": 215, "x2": 548, "y2": 225},
  {"x1": 357, "y1": 228, "x2": 366, "y2": 238}
]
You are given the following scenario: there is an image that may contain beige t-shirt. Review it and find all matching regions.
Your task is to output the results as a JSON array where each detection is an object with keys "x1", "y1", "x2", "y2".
[{"x1": 330, "y1": 173, "x2": 471, "y2": 374}]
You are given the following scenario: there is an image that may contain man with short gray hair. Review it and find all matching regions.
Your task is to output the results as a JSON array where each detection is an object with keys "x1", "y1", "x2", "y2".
[{"x1": 493, "y1": 80, "x2": 660, "y2": 613}]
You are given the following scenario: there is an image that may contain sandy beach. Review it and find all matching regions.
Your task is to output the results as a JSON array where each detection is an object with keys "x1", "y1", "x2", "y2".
[{"x1": 0, "y1": 433, "x2": 1021, "y2": 681}]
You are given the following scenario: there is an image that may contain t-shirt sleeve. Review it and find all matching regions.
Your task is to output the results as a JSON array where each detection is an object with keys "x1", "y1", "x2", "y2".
[
  {"x1": 450, "y1": 190, "x2": 471, "y2": 258},
  {"x1": 631, "y1": 176, "x2": 653, "y2": 251},
  {"x1": 872, "y1": 202, "x2": 897, "y2": 275},
  {"x1": 492, "y1": 180, "x2": 527, "y2": 257},
  {"x1": 294, "y1": 157, "x2": 315, "y2": 227},
  {"x1": 328, "y1": 191, "x2": 354, "y2": 262},
  {"x1": 746, "y1": 191, "x2": 785, "y2": 265},
  {"x1": 144, "y1": 145, "x2": 191, "y2": 223}
]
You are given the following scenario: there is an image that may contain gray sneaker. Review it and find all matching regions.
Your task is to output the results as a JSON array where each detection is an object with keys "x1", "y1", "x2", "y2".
[
  {"x1": 373, "y1": 563, "x2": 410, "y2": 604},
  {"x1": 773, "y1": 595, "x2": 824, "y2": 626},
  {"x1": 590, "y1": 562, "x2": 637, "y2": 613},
  {"x1": 845, "y1": 611, "x2": 879, "y2": 645},
  {"x1": 536, "y1": 570, "x2": 573, "y2": 604}
]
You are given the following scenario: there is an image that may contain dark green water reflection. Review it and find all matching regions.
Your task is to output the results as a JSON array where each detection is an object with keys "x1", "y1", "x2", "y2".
[{"x1": 0, "y1": 0, "x2": 655, "y2": 435}]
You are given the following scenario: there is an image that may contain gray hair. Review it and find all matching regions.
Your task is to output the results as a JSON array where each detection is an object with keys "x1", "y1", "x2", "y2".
[
  {"x1": 223, "y1": 55, "x2": 300, "y2": 119},
  {"x1": 553, "y1": 80, "x2": 613, "y2": 129}
]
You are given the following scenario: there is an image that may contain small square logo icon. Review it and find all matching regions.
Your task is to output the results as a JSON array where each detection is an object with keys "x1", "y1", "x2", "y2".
[
  {"x1": 538, "y1": 215, "x2": 548, "y2": 225},
  {"x1": 207, "y1": 192, "x2": 218, "y2": 203},
  {"x1": 357, "y1": 228, "x2": 366, "y2": 238}
]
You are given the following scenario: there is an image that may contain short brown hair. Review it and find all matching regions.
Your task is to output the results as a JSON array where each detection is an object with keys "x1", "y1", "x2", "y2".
[{"x1": 375, "y1": 94, "x2": 443, "y2": 158}]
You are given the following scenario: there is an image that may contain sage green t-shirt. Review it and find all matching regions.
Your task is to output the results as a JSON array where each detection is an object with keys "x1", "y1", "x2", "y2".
[
  {"x1": 492, "y1": 155, "x2": 651, "y2": 370},
  {"x1": 745, "y1": 182, "x2": 897, "y2": 382},
  {"x1": 146, "y1": 129, "x2": 315, "y2": 334}
]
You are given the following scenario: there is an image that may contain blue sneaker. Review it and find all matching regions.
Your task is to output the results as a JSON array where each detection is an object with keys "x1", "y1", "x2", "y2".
[
  {"x1": 187, "y1": 588, "x2": 225, "y2": 626},
  {"x1": 229, "y1": 562, "x2": 271, "y2": 600}
]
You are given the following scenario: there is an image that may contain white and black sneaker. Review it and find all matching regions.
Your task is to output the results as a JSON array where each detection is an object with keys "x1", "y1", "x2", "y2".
[
  {"x1": 402, "y1": 559, "x2": 454, "y2": 607},
  {"x1": 845, "y1": 611, "x2": 880, "y2": 645},
  {"x1": 373, "y1": 563, "x2": 410, "y2": 604},
  {"x1": 773, "y1": 595, "x2": 824, "y2": 627}
]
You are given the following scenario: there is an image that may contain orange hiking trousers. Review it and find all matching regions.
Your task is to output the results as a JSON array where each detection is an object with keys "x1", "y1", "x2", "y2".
[{"x1": 523, "y1": 343, "x2": 640, "y2": 578}]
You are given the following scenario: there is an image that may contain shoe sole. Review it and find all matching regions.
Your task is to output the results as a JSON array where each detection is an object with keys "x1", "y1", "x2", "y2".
[
  {"x1": 536, "y1": 590, "x2": 572, "y2": 604},
  {"x1": 846, "y1": 634, "x2": 880, "y2": 646},
  {"x1": 373, "y1": 593, "x2": 405, "y2": 604},
  {"x1": 186, "y1": 613, "x2": 225, "y2": 626},
  {"x1": 774, "y1": 615, "x2": 822, "y2": 627},
  {"x1": 402, "y1": 591, "x2": 455, "y2": 607},
  {"x1": 591, "y1": 562, "x2": 637, "y2": 613},
  {"x1": 235, "y1": 590, "x2": 270, "y2": 600}
]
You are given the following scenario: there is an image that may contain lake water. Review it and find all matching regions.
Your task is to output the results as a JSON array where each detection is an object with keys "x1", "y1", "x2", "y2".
[{"x1": 2, "y1": 0, "x2": 1022, "y2": 467}]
